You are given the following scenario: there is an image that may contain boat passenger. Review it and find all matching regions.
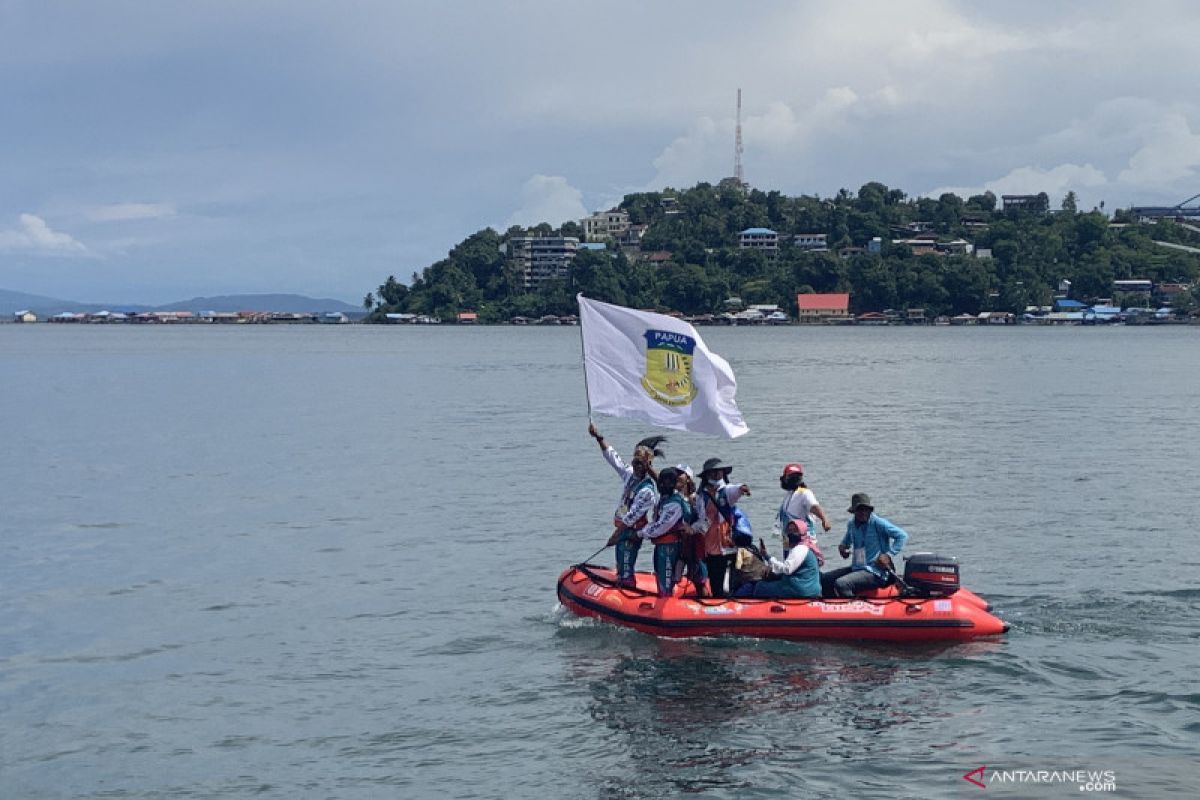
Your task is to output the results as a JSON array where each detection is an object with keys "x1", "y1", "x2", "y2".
[
  {"x1": 820, "y1": 493, "x2": 909, "y2": 598},
  {"x1": 588, "y1": 424, "x2": 664, "y2": 588},
  {"x1": 693, "y1": 458, "x2": 751, "y2": 597},
  {"x1": 673, "y1": 464, "x2": 710, "y2": 597},
  {"x1": 637, "y1": 467, "x2": 696, "y2": 597},
  {"x1": 733, "y1": 519, "x2": 821, "y2": 599},
  {"x1": 774, "y1": 463, "x2": 831, "y2": 559}
]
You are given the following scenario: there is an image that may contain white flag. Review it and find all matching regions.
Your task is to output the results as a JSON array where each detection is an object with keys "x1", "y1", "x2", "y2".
[{"x1": 578, "y1": 294, "x2": 749, "y2": 438}]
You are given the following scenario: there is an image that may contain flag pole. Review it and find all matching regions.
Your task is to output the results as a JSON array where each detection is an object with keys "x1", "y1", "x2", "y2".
[{"x1": 577, "y1": 294, "x2": 593, "y2": 423}]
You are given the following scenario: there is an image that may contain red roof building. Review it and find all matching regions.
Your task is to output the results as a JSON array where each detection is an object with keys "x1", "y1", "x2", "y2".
[{"x1": 796, "y1": 293, "x2": 851, "y2": 324}]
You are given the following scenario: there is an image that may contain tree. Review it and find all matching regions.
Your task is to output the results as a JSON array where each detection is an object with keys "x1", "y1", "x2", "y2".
[
  {"x1": 362, "y1": 292, "x2": 375, "y2": 311},
  {"x1": 1062, "y1": 191, "x2": 1078, "y2": 213}
]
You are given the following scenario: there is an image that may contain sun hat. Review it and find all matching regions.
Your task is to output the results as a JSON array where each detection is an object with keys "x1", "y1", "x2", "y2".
[
  {"x1": 847, "y1": 492, "x2": 874, "y2": 513},
  {"x1": 699, "y1": 457, "x2": 733, "y2": 477}
]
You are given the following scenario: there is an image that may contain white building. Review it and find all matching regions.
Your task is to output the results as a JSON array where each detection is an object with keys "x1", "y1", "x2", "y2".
[
  {"x1": 505, "y1": 236, "x2": 580, "y2": 288},
  {"x1": 793, "y1": 233, "x2": 829, "y2": 251},
  {"x1": 738, "y1": 228, "x2": 778, "y2": 252},
  {"x1": 581, "y1": 209, "x2": 630, "y2": 242}
]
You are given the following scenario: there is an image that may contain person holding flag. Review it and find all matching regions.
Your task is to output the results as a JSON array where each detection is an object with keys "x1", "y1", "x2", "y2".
[{"x1": 588, "y1": 423, "x2": 665, "y2": 588}]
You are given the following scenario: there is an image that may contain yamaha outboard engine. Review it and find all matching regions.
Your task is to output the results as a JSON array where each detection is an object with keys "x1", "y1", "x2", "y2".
[{"x1": 903, "y1": 553, "x2": 960, "y2": 597}]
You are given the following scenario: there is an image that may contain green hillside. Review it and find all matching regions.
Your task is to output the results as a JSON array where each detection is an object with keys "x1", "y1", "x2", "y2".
[{"x1": 365, "y1": 182, "x2": 1200, "y2": 322}]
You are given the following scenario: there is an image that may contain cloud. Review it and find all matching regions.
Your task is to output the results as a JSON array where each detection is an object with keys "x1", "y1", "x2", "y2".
[
  {"x1": 0, "y1": 214, "x2": 88, "y2": 254},
  {"x1": 503, "y1": 175, "x2": 588, "y2": 229},
  {"x1": 1117, "y1": 110, "x2": 1200, "y2": 188},
  {"x1": 928, "y1": 163, "x2": 1108, "y2": 203},
  {"x1": 86, "y1": 202, "x2": 176, "y2": 222}
]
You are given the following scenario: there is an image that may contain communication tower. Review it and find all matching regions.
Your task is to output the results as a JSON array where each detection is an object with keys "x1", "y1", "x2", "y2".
[{"x1": 734, "y1": 88, "x2": 744, "y2": 186}]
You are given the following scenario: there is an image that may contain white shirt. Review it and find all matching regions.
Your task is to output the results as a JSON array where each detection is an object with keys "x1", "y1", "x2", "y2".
[
  {"x1": 768, "y1": 543, "x2": 812, "y2": 576},
  {"x1": 639, "y1": 499, "x2": 684, "y2": 540},
  {"x1": 603, "y1": 445, "x2": 656, "y2": 527}
]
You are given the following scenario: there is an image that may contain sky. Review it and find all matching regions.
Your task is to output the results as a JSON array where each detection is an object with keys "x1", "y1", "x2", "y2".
[{"x1": 2, "y1": 1, "x2": 1199, "y2": 305}]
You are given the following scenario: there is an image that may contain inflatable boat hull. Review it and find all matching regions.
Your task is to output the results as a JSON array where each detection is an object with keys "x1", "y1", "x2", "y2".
[{"x1": 557, "y1": 565, "x2": 1008, "y2": 642}]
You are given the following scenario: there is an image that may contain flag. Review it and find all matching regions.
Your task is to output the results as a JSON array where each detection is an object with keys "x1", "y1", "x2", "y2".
[{"x1": 578, "y1": 294, "x2": 749, "y2": 438}]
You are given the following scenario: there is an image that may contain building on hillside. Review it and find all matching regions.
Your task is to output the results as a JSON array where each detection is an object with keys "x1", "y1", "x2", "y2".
[
  {"x1": 738, "y1": 228, "x2": 778, "y2": 252},
  {"x1": 504, "y1": 236, "x2": 579, "y2": 288},
  {"x1": 1002, "y1": 194, "x2": 1049, "y2": 212},
  {"x1": 640, "y1": 250, "x2": 674, "y2": 265},
  {"x1": 793, "y1": 233, "x2": 828, "y2": 251},
  {"x1": 1154, "y1": 282, "x2": 1191, "y2": 303},
  {"x1": 1113, "y1": 279, "x2": 1152, "y2": 294},
  {"x1": 581, "y1": 208, "x2": 630, "y2": 242},
  {"x1": 796, "y1": 293, "x2": 851, "y2": 324}
]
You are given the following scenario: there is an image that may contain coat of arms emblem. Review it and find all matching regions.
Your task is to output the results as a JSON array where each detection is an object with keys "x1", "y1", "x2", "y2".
[{"x1": 640, "y1": 329, "x2": 698, "y2": 407}]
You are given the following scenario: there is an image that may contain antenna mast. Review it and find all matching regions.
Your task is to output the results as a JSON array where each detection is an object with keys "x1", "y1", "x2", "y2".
[{"x1": 734, "y1": 88, "x2": 744, "y2": 186}]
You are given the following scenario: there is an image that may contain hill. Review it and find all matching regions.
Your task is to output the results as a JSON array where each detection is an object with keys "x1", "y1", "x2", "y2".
[
  {"x1": 365, "y1": 182, "x2": 1200, "y2": 322},
  {"x1": 0, "y1": 290, "x2": 358, "y2": 317}
]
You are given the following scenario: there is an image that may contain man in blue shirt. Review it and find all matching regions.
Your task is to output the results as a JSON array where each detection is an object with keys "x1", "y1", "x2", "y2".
[{"x1": 820, "y1": 493, "x2": 909, "y2": 598}]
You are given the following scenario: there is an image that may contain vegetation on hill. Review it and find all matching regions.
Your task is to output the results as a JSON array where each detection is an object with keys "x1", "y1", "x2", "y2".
[{"x1": 364, "y1": 182, "x2": 1200, "y2": 322}]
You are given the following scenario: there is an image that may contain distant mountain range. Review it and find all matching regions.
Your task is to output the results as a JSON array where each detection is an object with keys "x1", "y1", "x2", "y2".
[{"x1": 0, "y1": 289, "x2": 360, "y2": 316}]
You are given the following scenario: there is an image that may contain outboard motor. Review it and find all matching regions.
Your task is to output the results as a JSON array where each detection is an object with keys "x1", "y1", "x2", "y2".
[{"x1": 903, "y1": 553, "x2": 960, "y2": 597}]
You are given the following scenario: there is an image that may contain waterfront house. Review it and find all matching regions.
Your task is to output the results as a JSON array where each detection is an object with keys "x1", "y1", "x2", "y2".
[
  {"x1": 384, "y1": 313, "x2": 416, "y2": 323},
  {"x1": 796, "y1": 293, "x2": 851, "y2": 324},
  {"x1": 456, "y1": 311, "x2": 478, "y2": 325},
  {"x1": 13, "y1": 310, "x2": 37, "y2": 323},
  {"x1": 856, "y1": 311, "x2": 888, "y2": 325}
]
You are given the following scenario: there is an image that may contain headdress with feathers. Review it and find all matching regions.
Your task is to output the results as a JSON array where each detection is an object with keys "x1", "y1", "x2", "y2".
[{"x1": 633, "y1": 435, "x2": 667, "y2": 461}]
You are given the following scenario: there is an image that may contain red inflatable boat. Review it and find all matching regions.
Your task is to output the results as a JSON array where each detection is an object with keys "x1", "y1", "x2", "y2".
[{"x1": 557, "y1": 563, "x2": 1008, "y2": 643}]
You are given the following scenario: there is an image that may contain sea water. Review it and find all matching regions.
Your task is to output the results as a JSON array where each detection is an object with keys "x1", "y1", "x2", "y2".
[{"x1": 1, "y1": 324, "x2": 1197, "y2": 798}]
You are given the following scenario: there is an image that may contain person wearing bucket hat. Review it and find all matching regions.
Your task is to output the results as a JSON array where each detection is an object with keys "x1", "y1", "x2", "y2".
[
  {"x1": 588, "y1": 423, "x2": 666, "y2": 587},
  {"x1": 692, "y1": 456, "x2": 752, "y2": 597},
  {"x1": 819, "y1": 492, "x2": 909, "y2": 598},
  {"x1": 774, "y1": 463, "x2": 832, "y2": 559}
]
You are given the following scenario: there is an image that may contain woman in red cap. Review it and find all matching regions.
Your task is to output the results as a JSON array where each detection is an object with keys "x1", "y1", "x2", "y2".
[{"x1": 774, "y1": 463, "x2": 831, "y2": 560}]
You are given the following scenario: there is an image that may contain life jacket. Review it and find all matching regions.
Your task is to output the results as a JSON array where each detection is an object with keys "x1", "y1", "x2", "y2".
[
  {"x1": 616, "y1": 475, "x2": 656, "y2": 529},
  {"x1": 698, "y1": 490, "x2": 732, "y2": 553},
  {"x1": 649, "y1": 493, "x2": 690, "y2": 545}
]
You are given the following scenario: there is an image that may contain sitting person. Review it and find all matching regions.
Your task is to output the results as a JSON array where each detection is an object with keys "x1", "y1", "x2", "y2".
[
  {"x1": 733, "y1": 519, "x2": 821, "y2": 599},
  {"x1": 637, "y1": 467, "x2": 696, "y2": 597},
  {"x1": 821, "y1": 493, "x2": 909, "y2": 598}
]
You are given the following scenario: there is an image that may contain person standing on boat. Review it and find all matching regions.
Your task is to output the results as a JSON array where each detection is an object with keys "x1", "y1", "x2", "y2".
[
  {"x1": 589, "y1": 424, "x2": 665, "y2": 588},
  {"x1": 674, "y1": 464, "x2": 710, "y2": 597},
  {"x1": 821, "y1": 493, "x2": 909, "y2": 598},
  {"x1": 693, "y1": 458, "x2": 751, "y2": 597},
  {"x1": 637, "y1": 467, "x2": 696, "y2": 597},
  {"x1": 734, "y1": 519, "x2": 821, "y2": 599},
  {"x1": 774, "y1": 463, "x2": 830, "y2": 564}
]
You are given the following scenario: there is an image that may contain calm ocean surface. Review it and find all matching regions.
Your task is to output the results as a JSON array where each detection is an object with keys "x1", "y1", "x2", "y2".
[{"x1": 1, "y1": 324, "x2": 1198, "y2": 799}]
